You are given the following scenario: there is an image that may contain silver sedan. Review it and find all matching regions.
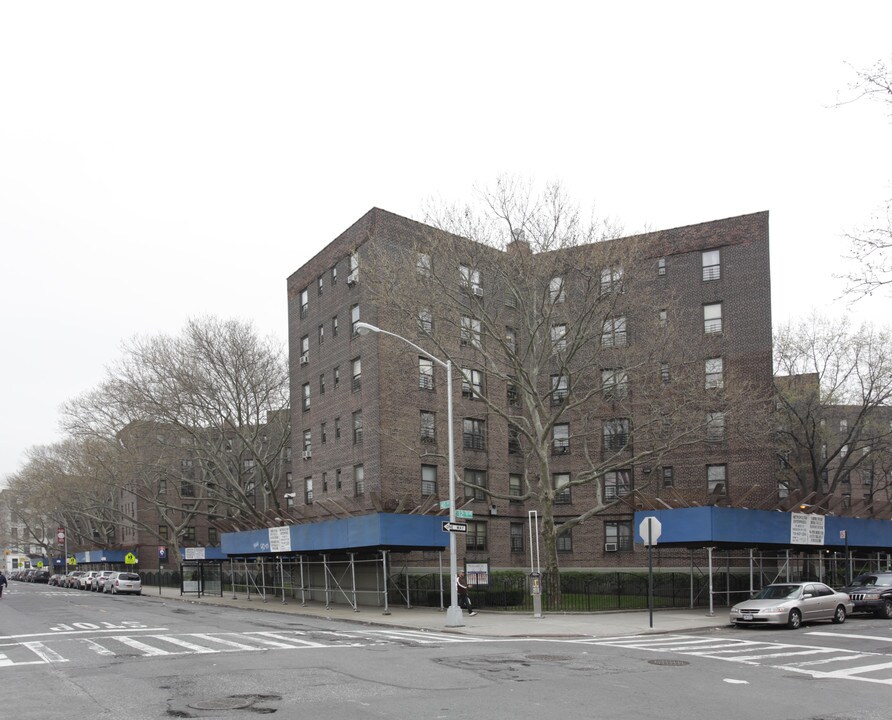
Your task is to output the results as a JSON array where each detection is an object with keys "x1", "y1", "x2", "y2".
[{"x1": 730, "y1": 582, "x2": 853, "y2": 629}]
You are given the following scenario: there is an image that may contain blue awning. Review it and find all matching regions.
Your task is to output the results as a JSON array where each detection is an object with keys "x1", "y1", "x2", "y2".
[
  {"x1": 634, "y1": 507, "x2": 892, "y2": 550},
  {"x1": 221, "y1": 513, "x2": 448, "y2": 557}
]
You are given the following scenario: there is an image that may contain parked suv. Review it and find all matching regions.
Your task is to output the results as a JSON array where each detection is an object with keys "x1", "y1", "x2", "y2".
[
  {"x1": 79, "y1": 571, "x2": 101, "y2": 590},
  {"x1": 843, "y1": 572, "x2": 892, "y2": 618}
]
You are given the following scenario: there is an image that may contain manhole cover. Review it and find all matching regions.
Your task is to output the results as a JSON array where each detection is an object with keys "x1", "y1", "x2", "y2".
[
  {"x1": 648, "y1": 659, "x2": 690, "y2": 667},
  {"x1": 526, "y1": 654, "x2": 573, "y2": 662},
  {"x1": 188, "y1": 699, "x2": 253, "y2": 711}
]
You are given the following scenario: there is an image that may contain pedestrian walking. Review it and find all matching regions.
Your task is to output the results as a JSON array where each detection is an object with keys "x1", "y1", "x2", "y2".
[
  {"x1": 456, "y1": 571, "x2": 476, "y2": 616},
  {"x1": 0, "y1": 570, "x2": 7, "y2": 599}
]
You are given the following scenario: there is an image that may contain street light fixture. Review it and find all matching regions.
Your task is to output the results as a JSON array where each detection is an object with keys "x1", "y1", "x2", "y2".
[{"x1": 354, "y1": 321, "x2": 463, "y2": 627}]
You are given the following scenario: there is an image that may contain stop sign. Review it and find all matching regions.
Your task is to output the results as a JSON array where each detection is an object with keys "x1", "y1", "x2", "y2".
[{"x1": 639, "y1": 516, "x2": 662, "y2": 546}]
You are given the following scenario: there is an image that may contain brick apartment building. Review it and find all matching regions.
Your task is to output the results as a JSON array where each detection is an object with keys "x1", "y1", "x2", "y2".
[{"x1": 286, "y1": 208, "x2": 776, "y2": 571}]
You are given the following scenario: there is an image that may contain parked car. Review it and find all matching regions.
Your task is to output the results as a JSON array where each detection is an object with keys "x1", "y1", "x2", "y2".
[
  {"x1": 31, "y1": 569, "x2": 51, "y2": 583},
  {"x1": 91, "y1": 570, "x2": 116, "y2": 592},
  {"x1": 48, "y1": 573, "x2": 66, "y2": 586},
  {"x1": 730, "y1": 582, "x2": 853, "y2": 629},
  {"x1": 104, "y1": 572, "x2": 142, "y2": 595},
  {"x1": 64, "y1": 571, "x2": 86, "y2": 588},
  {"x1": 79, "y1": 571, "x2": 101, "y2": 589},
  {"x1": 842, "y1": 572, "x2": 892, "y2": 618}
]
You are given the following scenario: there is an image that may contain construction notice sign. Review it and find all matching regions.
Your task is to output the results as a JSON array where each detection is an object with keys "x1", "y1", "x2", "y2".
[{"x1": 790, "y1": 513, "x2": 825, "y2": 546}]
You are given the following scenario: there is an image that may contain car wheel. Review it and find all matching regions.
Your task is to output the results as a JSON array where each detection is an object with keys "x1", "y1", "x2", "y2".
[
  {"x1": 788, "y1": 609, "x2": 802, "y2": 629},
  {"x1": 832, "y1": 605, "x2": 847, "y2": 624},
  {"x1": 878, "y1": 599, "x2": 892, "y2": 619}
]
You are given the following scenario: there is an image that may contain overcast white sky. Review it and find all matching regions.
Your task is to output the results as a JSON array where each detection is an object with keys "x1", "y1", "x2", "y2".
[{"x1": 2, "y1": 2, "x2": 891, "y2": 483}]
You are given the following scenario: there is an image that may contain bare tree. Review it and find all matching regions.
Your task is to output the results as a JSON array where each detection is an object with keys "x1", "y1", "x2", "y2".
[
  {"x1": 774, "y1": 314, "x2": 892, "y2": 503},
  {"x1": 363, "y1": 179, "x2": 770, "y2": 597},
  {"x1": 839, "y1": 58, "x2": 892, "y2": 300},
  {"x1": 62, "y1": 316, "x2": 291, "y2": 558}
]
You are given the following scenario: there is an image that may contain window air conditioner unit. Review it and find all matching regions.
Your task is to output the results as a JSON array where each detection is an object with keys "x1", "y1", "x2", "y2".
[
  {"x1": 300, "y1": 355, "x2": 309, "y2": 366},
  {"x1": 302, "y1": 451, "x2": 312, "y2": 460},
  {"x1": 472, "y1": 286, "x2": 484, "y2": 297},
  {"x1": 347, "y1": 271, "x2": 358, "y2": 286},
  {"x1": 604, "y1": 542, "x2": 618, "y2": 552}
]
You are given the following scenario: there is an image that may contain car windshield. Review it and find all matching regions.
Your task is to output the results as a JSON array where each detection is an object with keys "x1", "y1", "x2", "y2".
[
  {"x1": 119, "y1": 573, "x2": 140, "y2": 581},
  {"x1": 754, "y1": 585, "x2": 801, "y2": 600},
  {"x1": 850, "y1": 575, "x2": 892, "y2": 587}
]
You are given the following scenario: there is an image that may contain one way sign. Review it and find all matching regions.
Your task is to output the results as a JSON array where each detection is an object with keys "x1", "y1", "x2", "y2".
[{"x1": 442, "y1": 521, "x2": 468, "y2": 533}]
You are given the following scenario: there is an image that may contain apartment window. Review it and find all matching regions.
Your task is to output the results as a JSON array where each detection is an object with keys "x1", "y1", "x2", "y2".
[
  {"x1": 660, "y1": 362, "x2": 671, "y2": 384},
  {"x1": 300, "y1": 335, "x2": 309, "y2": 364},
  {"x1": 840, "y1": 444, "x2": 848, "y2": 457},
  {"x1": 353, "y1": 464, "x2": 364, "y2": 495},
  {"x1": 510, "y1": 523, "x2": 524, "y2": 552},
  {"x1": 320, "y1": 422, "x2": 328, "y2": 444},
  {"x1": 352, "y1": 411, "x2": 363, "y2": 444},
  {"x1": 334, "y1": 417, "x2": 341, "y2": 439},
  {"x1": 842, "y1": 493, "x2": 852, "y2": 508},
  {"x1": 604, "y1": 469, "x2": 632, "y2": 500},
  {"x1": 348, "y1": 252, "x2": 359, "y2": 282},
  {"x1": 605, "y1": 521, "x2": 633, "y2": 551},
  {"x1": 508, "y1": 423, "x2": 522, "y2": 455},
  {"x1": 553, "y1": 423, "x2": 570, "y2": 455},
  {"x1": 318, "y1": 324, "x2": 325, "y2": 345},
  {"x1": 705, "y1": 357, "x2": 724, "y2": 389},
  {"x1": 158, "y1": 478, "x2": 167, "y2": 495},
  {"x1": 418, "y1": 308, "x2": 433, "y2": 334},
  {"x1": 460, "y1": 264, "x2": 481, "y2": 294},
  {"x1": 181, "y1": 458, "x2": 194, "y2": 479},
  {"x1": 657, "y1": 256, "x2": 666, "y2": 276},
  {"x1": 333, "y1": 365, "x2": 340, "y2": 389},
  {"x1": 659, "y1": 309, "x2": 667, "y2": 327},
  {"x1": 706, "y1": 411, "x2": 726, "y2": 442},
  {"x1": 305, "y1": 477, "x2": 314, "y2": 504},
  {"x1": 321, "y1": 472, "x2": 327, "y2": 493},
  {"x1": 332, "y1": 315, "x2": 339, "y2": 337},
  {"x1": 421, "y1": 464, "x2": 437, "y2": 496},
  {"x1": 601, "y1": 316, "x2": 627, "y2": 347},
  {"x1": 319, "y1": 373, "x2": 326, "y2": 395},
  {"x1": 461, "y1": 316, "x2": 482, "y2": 348},
  {"x1": 464, "y1": 468, "x2": 488, "y2": 501},
  {"x1": 704, "y1": 303, "x2": 723, "y2": 334},
  {"x1": 352, "y1": 357, "x2": 362, "y2": 391},
  {"x1": 420, "y1": 411, "x2": 436, "y2": 443},
  {"x1": 419, "y1": 356, "x2": 434, "y2": 390},
  {"x1": 302, "y1": 382, "x2": 310, "y2": 411},
  {"x1": 285, "y1": 472, "x2": 292, "y2": 490},
  {"x1": 208, "y1": 527, "x2": 219, "y2": 545},
  {"x1": 839, "y1": 419, "x2": 848, "y2": 432},
  {"x1": 602, "y1": 418, "x2": 630, "y2": 451},
  {"x1": 554, "y1": 473, "x2": 571, "y2": 504},
  {"x1": 702, "y1": 249, "x2": 721, "y2": 281},
  {"x1": 335, "y1": 468, "x2": 342, "y2": 489},
  {"x1": 505, "y1": 326, "x2": 517, "y2": 354},
  {"x1": 351, "y1": 304, "x2": 360, "y2": 335},
  {"x1": 463, "y1": 418, "x2": 486, "y2": 451},
  {"x1": 551, "y1": 374, "x2": 569, "y2": 404},
  {"x1": 286, "y1": 494, "x2": 295, "y2": 508},
  {"x1": 707, "y1": 464, "x2": 727, "y2": 495},
  {"x1": 601, "y1": 368, "x2": 629, "y2": 398},
  {"x1": 302, "y1": 429, "x2": 311, "y2": 454},
  {"x1": 183, "y1": 527, "x2": 196, "y2": 542},
  {"x1": 158, "y1": 525, "x2": 169, "y2": 540},
  {"x1": 841, "y1": 470, "x2": 851, "y2": 484},
  {"x1": 507, "y1": 376, "x2": 519, "y2": 406},
  {"x1": 509, "y1": 474, "x2": 523, "y2": 502},
  {"x1": 467, "y1": 520, "x2": 487, "y2": 551},
  {"x1": 863, "y1": 468, "x2": 874, "y2": 486},
  {"x1": 181, "y1": 479, "x2": 195, "y2": 497},
  {"x1": 551, "y1": 324, "x2": 567, "y2": 351},
  {"x1": 600, "y1": 266, "x2": 623, "y2": 294},
  {"x1": 777, "y1": 479, "x2": 791, "y2": 499},
  {"x1": 549, "y1": 276, "x2": 565, "y2": 303},
  {"x1": 331, "y1": 265, "x2": 338, "y2": 285},
  {"x1": 317, "y1": 274, "x2": 324, "y2": 295},
  {"x1": 556, "y1": 525, "x2": 573, "y2": 553},
  {"x1": 417, "y1": 252, "x2": 431, "y2": 276},
  {"x1": 244, "y1": 458, "x2": 256, "y2": 472},
  {"x1": 461, "y1": 367, "x2": 483, "y2": 399},
  {"x1": 661, "y1": 466, "x2": 674, "y2": 487},
  {"x1": 300, "y1": 288, "x2": 308, "y2": 317}
]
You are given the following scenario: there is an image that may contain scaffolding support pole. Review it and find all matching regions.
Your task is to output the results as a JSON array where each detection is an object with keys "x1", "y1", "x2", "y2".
[
  {"x1": 280, "y1": 556, "x2": 287, "y2": 605},
  {"x1": 706, "y1": 547, "x2": 715, "y2": 617},
  {"x1": 382, "y1": 550, "x2": 390, "y2": 615},
  {"x1": 350, "y1": 552, "x2": 359, "y2": 612}
]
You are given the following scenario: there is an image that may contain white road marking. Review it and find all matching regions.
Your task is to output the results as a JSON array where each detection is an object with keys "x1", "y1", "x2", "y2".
[
  {"x1": 110, "y1": 636, "x2": 178, "y2": 656},
  {"x1": 150, "y1": 635, "x2": 220, "y2": 654},
  {"x1": 189, "y1": 634, "x2": 264, "y2": 651},
  {"x1": 807, "y1": 631, "x2": 892, "y2": 643},
  {"x1": 248, "y1": 631, "x2": 329, "y2": 648},
  {"x1": 81, "y1": 639, "x2": 116, "y2": 656},
  {"x1": 0, "y1": 628, "x2": 168, "y2": 641},
  {"x1": 22, "y1": 642, "x2": 68, "y2": 664},
  {"x1": 723, "y1": 679, "x2": 749, "y2": 684}
]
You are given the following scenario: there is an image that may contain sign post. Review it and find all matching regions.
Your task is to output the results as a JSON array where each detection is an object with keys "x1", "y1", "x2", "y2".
[{"x1": 639, "y1": 516, "x2": 662, "y2": 628}]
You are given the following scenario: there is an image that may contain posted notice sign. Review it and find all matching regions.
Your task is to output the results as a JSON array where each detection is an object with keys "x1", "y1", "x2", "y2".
[
  {"x1": 269, "y1": 526, "x2": 292, "y2": 553},
  {"x1": 790, "y1": 513, "x2": 825, "y2": 545}
]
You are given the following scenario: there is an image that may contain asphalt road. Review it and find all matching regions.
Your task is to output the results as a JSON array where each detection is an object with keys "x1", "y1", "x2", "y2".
[{"x1": 2, "y1": 582, "x2": 892, "y2": 720}]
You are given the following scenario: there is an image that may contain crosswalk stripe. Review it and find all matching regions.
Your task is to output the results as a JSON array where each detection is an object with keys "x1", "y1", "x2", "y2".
[
  {"x1": 783, "y1": 653, "x2": 876, "y2": 667},
  {"x1": 189, "y1": 634, "x2": 262, "y2": 651},
  {"x1": 151, "y1": 635, "x2": 219, "y2": 654},
  {"x1": 728, "y1": 649, "x2": 838, "y2": 661},
  {"x1": 22, "y1": 642, "x2": 67, "y2": 664},
  {"x1": 822, "y1": 660, "x2": 892, "y2": 678},
  {"x1": 249, "y1": 632, "x2": 328, "y2": 648},
  {"x1": 110, "y1": 636, "x2": 176, "y2": 656}
]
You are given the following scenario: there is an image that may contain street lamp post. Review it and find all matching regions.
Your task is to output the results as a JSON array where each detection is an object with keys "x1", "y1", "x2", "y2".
[{"x1": 355, "y1": 321, "x2": 463, "y2": 627}]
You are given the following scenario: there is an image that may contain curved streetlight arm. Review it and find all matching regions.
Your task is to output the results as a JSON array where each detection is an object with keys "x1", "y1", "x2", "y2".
[{"x1": 353, "y1": 320, "x2": 463, "y2": 627}]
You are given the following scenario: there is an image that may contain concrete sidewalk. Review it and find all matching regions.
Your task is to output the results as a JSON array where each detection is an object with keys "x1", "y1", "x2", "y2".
[{"x1": 145, "y1": 586, "x2": 732, "y2": 638}]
